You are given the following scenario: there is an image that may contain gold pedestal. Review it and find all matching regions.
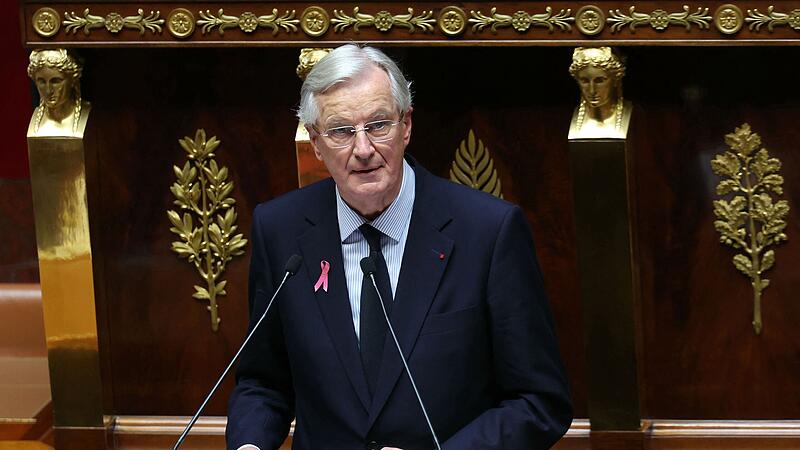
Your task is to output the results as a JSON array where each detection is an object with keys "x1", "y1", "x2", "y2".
[
  {"x1": 295, "y1": 122, "x2": 329, "y2": 188},
  {"x1": 568, "y1": 133, "x2": 642, "y2": 431},
  {"x1": 27, "y1": 106, "x2": 107, "y2": 448}
]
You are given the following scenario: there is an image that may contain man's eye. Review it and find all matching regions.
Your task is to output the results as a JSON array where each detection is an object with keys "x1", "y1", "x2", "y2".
[
  {"x1": 367, "y1": 121, "x2": 389, "y2": 131},
  {"x1": 328, "y1": 127, "x2": 353, "y2": 138}
]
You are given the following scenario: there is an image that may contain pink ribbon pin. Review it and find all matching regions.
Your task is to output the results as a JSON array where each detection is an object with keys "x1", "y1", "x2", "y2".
[{"x1": 314, "y1": 260, "x2": 330, "y2": 293}]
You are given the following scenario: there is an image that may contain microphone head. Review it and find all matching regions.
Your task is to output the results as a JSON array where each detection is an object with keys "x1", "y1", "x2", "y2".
[
  {"x1": 360, "y1": 255, "x2": 377, "y2": 275},
  {"x1": 285, "y1": 254, "x2": 303, "y2": 276}
]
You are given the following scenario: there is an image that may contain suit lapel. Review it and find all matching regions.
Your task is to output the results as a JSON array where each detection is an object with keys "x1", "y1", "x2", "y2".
[
  {"x1": 367, "y1": 167, "x2": 454, "y2": 428},
  {"x1": 297, "y1": 187, "x2": 371, "y2": 413}
]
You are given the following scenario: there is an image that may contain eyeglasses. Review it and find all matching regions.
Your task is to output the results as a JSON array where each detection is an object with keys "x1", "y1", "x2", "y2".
[{"x1": 316, "y1": 116, "x2": 403, "y2": 149}]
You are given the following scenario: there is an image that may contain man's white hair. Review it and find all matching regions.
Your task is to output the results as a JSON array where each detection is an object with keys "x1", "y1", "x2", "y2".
[{"x1": 297, "y1": 44, "x2": 412, "y2": 125}]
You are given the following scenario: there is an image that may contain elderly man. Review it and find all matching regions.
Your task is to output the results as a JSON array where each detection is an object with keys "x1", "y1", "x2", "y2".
[{"x1": 227, "y1": 44, "x2": 572, "y2": 450}]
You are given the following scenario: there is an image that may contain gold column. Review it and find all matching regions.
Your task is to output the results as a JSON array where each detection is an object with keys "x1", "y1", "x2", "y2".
[
  {"x1": 295, "y1": 48, "x2": 331, "y2": 188},
  {"x1": 568, "y1": 47, "x2": 642, "y2": 436},
  {"x1": 26, "y1": 49, "x2": 107, "y2": 449}
]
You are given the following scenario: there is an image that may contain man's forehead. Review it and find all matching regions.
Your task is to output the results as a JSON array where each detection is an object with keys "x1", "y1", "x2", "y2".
[{"x1": 316, "y1": 67, "x2": 396, "y2": 123}]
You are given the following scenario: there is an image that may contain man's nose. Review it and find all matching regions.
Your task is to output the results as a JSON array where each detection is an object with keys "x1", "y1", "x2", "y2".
[{"x1": 351, "y1": 130, "x2": 374, "y2": 159}]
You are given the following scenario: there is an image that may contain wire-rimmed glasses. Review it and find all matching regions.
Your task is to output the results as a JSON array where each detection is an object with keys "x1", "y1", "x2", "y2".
[{"x1": 316, "y1": 116, "x2": 404, "y2": 149}]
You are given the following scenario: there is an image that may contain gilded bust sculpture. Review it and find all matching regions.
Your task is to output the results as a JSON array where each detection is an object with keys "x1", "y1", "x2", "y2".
[
  {"x1": 27, "y1": 49, "x2": 90, "y2": 137},
  {"x1": 568, "y1": 47, "x2": 632, "y2": 140}
]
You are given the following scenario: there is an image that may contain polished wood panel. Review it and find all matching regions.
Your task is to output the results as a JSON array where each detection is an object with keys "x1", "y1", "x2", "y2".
[
  {"x1": 82, "y1": 48, "x2": 303, "y2": 415},
  {"x1": 627, "y1": 46, "x2": 800, "y2": 419}
]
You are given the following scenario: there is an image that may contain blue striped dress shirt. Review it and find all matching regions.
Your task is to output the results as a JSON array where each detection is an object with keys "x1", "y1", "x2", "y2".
[{"x1": 336, "y1": 159, "x2": 415, "y2": 339}]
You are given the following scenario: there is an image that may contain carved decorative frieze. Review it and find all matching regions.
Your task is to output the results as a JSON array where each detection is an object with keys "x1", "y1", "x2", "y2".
[
  {"x1": 63, "y1": 8, "x2": 164, "y2": 35},
  {"x1": 331, "y1": 7, "x2": 435, "y2": 33},
  {"x1": 197, "y1": 8, "x2": 299, "y2": 35},
  {"x1": 607, "y1": 5, "x2": 711, "y2": 33},
  {"x1": 469, "y1": 7, "x2": 574, "y2": 33},
  {"x1": 746, "y1": 6, "x2": 800, "y2": 32},
  {"x1": 23, "y1": 3, "x2": 800, "y2": 43}
]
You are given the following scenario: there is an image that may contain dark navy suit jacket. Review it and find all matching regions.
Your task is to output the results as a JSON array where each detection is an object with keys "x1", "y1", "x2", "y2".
[{"x1": 227, "y1": 157, "x2": 572, "y2": 449}]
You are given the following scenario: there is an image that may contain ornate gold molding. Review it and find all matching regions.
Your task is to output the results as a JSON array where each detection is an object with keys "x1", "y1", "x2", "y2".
[
  {"x1": 439, "y1": 6, "x2": 468, "y2": 36},
  {"x1": 33, "y1": 7, "x2": 60, "y2": 37},
  {"x1": 197, "y1": 8, "x2": 299, "y2": 35},
  {"x1": 711, "y1": 123, "x2": 789, "y2": 335},
  {"x1": 300, "y1": 6, "x2": 330, "y2": 37},
  {"x1": 607, "y1": 5, "x2": 711, "y2": 33},
  {"x1": 168, "y1": 130, "x2": 247, "y2": 332},
  {"x1": 168, "y1": 8, "x2": 195, "y2": 38},
  {"x1": 575, "y1": 5, "x2": 605, "y2": 35},
  {"x1": 746, "y1": 6, "x2": 800, "y2": 32},
  {"x1": 332, "y1": 7, "x2": 435, "y2": 33},
  {"x1": 715, "y1": 4, "x2": 744, "y2": 34},
  {"x1": 63, "y1": 8, "x2": 164, "y2": 35},
  {"x1": 450, "y1": 130, "x2": 504, "y2": 199},
  {"x1": 469, "y1": 7, "x2": 574, "y2": 33}
]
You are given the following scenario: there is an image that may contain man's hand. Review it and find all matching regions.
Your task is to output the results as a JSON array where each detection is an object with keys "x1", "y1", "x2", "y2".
[{"x1": 381, "y1": 447, "x2": 402, "y2": 450}]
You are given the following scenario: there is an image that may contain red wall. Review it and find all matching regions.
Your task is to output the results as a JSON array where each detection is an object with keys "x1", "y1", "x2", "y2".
[{"x1": 1, "y1": 0, "x2": 33, "y2": 178}]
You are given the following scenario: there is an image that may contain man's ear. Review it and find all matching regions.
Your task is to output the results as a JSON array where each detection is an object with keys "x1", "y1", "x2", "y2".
[
  {"x1": 401, "y1": 107, "x2": 413, "y2": 146},
  {"x1": 306, "y1": 123, "x2": 324, "y2": 161}
]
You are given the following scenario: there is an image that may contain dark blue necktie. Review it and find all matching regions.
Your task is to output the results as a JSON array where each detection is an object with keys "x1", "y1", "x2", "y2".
[{"x1": 359, "y1": 224, "x2": 393, "y2": 396}]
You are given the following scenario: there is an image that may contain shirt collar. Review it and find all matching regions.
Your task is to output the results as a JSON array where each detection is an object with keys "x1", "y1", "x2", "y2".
[{"x1": 336, "y1": 158, "x2": 415, "y2": 243}]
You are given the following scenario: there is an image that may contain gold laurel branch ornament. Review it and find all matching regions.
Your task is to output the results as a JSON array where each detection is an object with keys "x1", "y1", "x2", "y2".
[
  {"x1": 168, "y1": 130, "x2": 247, "y2": 332},
  {"x1": 449, "y1": 129, "x2": 503, "y2": 199},
  {"x1": 331, "y1": 7, "x2": 435, "y2": 33},
  {"x1": 469, "y1": 6, "x2": 574, "y2": 34},
  {"x1": 746, "y1": 6, "x2": 800, "y2": 32},
  {"x1": 198, "y1": 9, "x2": 299, "y2": 35},
  {"x1": 63, "y1": 8, "x2": 164, "y2": 35},
  {"x1": 711, "y1": 123, "x2": 789, "y2": 335},
  {"x1": 607, "y1": 5, "x2": 711, "y2": 33}
]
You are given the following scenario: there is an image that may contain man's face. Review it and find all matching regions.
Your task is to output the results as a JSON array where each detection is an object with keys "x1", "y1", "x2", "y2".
[
  {"x1": 309, "y1": 65, "x2": 412, "y2": 217},
  {"x1": 35, "y1": 67, "x2": 72, "y2": 111},
  {"x1": 577, "y1": 65, "x2": 614, "y2": 108}
]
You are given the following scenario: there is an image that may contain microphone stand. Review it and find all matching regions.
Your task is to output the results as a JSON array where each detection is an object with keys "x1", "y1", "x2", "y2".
[
  {"x1": 362, "y1": 257, "x2": 442, "y2": 450},
  {"x1": 174, "y1": 255, "x2": 302, "y2": 450}
]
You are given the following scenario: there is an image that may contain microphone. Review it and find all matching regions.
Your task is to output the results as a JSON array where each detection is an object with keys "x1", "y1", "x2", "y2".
[
  {"x1": 174, "y1": 254, "x2": 304, "y2": 450},
  {"x1": 360, "y1": 255, "x2": 442, "y2": 450}
]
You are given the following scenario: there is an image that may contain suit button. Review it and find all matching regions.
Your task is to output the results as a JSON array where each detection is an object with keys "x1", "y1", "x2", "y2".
[{"x1": 367, "y1": 441, "x2": 379, "y2": 450}]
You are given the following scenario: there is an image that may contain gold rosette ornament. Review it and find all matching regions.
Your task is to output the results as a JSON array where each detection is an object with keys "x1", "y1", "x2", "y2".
[
  {"x1": 711, "y1": 123, "x2": 789, "y2": 335},
  {"x1": 168, "y1": 130, "x2": 247, "y2": 332}
]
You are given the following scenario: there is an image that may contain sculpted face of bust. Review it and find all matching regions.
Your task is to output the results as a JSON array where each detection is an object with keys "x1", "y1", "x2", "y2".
[
  {"x1": 34, "y1": 66, "x2": 74, "y2": 114},
  {"x1": 569, "y1": 46, "x2": 625, "y2": 113},
  {"x1": 576, "y1": 65, "x2": 614, "y2": 108}
]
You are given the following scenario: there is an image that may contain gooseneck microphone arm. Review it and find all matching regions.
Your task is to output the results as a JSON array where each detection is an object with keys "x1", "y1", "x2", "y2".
[
  {"x1": 360, "y1": 256, "x2": 442, "y2": 450},
  {"x1": 174, "y1": 254, "x2": 304, "y2": 450}
]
